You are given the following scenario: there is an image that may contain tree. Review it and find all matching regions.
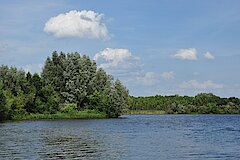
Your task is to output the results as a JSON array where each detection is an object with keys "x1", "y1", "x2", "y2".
[
  {"x1": 95, "y1": 68, "x2": 108, "y2": 92},
  {"x1": 114, "y1": 79, "x2": 129, "y2": 113},
  {"x1": 36, "y1": 84, "x2": 60, "y2": 114},
  {"x1": 63, "y1": 53, "x2": 97, "y2": 108},
  {"x1": 0, "y1": 84, "x2": 9, "y2": 121},
  {"x1": 31, "y1": 73, "x2": 42, "y2": 92},
  {"x1": 42, "y1": 51, "x2": 66, "y2": 96}
]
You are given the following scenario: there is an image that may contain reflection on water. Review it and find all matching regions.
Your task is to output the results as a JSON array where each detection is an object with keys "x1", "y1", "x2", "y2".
[
  {"x1": 0, "y1": 120, "x2": 124, "y2": 159},
  {"x1": 39, "y1": 128, "x2": 105, "y2": 159},
  {"x1": 1, "y1": 115, "x2": 240, "y2": 159}
]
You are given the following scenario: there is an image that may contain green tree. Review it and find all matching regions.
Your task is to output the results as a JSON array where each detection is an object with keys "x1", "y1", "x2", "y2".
[
  {"x1": 63, "y1": 53, "x2": 97, "y2": 108},
  {"x1": 37, "y1": 85, "x2": 60, "y2": 114},
  {"x1": 114, "y1": 79, "x2": 129, "y2": 113},
  {"x1": 0, "y1": 84, "x2": 9, "y2": 121},
  {"x1": 42, "y1": 51, "x2": 66, "y2": 96}
]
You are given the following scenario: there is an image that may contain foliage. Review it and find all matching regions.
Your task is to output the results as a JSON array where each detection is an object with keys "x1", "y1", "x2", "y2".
[
  {"x1": 129, "y1": 93, "x2": 240, "y2": 114},
  {"x1": 13, "y1": 109, "x2": 107, "y2": 120},
  {"x1": 0, "y1": 85, "x2": 10, "y2": 121},
  {"x1": 0, "y1": 51, "x2": 129, "y2": 121},
  {"x1": 60, "y1": 103, "x2": 77, "y2": 113},
  {"x1": 2, "y1": 51, "x2": 239, "y2": 121},
  {"x1": 41, "y1": 52, "x2": 129, "y2": 117}
]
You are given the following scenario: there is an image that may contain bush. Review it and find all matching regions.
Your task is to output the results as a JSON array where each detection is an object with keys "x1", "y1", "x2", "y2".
[{"x1": 60, "y1": 103, "x2": 77, "y2": 113}]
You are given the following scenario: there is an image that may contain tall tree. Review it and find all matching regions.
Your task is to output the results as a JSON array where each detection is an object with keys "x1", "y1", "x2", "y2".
[
  {"x1": 42, "y1": 51, "x2": 66, "y2": 96},
  {"x1": 63, "y1": 53, "x2": 97, "y2": 108}
]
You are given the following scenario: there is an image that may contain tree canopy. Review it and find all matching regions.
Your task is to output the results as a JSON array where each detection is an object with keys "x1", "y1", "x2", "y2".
[
  {"x1": 0, "y1": 51, "x2": 129, "y2": 121},
  {"x1": 129, "y1": 93, "x2": 240, "y2": 114}
]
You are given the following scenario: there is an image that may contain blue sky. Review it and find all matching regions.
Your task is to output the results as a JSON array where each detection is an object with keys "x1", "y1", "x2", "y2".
[{"x1": 0, "y1": 0, "x2": 240, "y2": 97}]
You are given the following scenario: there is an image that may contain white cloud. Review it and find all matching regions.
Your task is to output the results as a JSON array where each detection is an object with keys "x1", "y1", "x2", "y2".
[
  {"x1": 136, "y1": 72, "x2": 159, "y2": 86},
  {"x1": 94, "y1": 48, "x2": 141, "y2": 75},
  {"x1": 22, "y1": 63, "x2": 43, "y2": 73},
  {"x1": 44, "y1": 10, "x2": 109, "y2": 39},
  {"x1": 204, "y1": 51, "x2": 215, "y2": 60},
  {"x1": 94, "y1": 48, "x2": 131, "y2": 68},
  {"x1": 179, "y1": 80, "x2": 223, "y2": 89},
  {"x1": 173, "y1": 48, "x2": 197, "y2": 60},
  {"x1": 160, "y1": 71, "x2": 175, "y2": 80}
]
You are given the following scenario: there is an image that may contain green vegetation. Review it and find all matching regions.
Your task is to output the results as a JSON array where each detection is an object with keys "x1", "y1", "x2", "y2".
[
  {"x1": 12, "y1": 109, "x2": 107, "y2": 120},
  {"x1": 129, "y1": 93, "x2": 240, "y2": 114},
  {"x1": 125, "y1": 110, "x2": 166, "y2": 114},
  {"x1": 0, "y1": 51, "x2": 129, "y2": 121},
  {"x1": 1, "y1": 51, "x2": 240, "y2": 121}
]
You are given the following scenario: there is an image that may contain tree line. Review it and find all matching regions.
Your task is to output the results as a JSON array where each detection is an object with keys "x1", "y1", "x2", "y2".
[
  {"x1": 129, "y1": 93, "x2": 240, "y2": 114},
  {"x1": 0, "y1": 51, "x2": 129, "y2": 121},
  {"x1": 1, "y1": 51, "x2": 240, "y2": 121}
]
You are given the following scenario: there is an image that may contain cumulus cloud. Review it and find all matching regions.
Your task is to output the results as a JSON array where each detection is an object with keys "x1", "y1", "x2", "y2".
[
  {"x1": 160, "y1": 71, "x2": 175, "y2": 80},
  {"x1": 44, "y1": 10, "x2": 109, "y2": 39},
  {"x1": 173, "y1": 48, "x2": 197, "y2": 60},
  {"x1": 136, "y1": 72, "x2": 159, "y2": 86},
  {"x1": 204, "y1": 52, "x2": 215, "y2": 60},
  {"x1": 94, "y1": 48, "x2": 141, "y2": 75},
  {"x1": 179, "y1": 80, "x2": 223, "y2": 89}
]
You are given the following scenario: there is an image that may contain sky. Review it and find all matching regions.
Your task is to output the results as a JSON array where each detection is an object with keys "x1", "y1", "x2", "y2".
[{"x1": 0, "y1": 0, "x2": 240, "y2": 97}]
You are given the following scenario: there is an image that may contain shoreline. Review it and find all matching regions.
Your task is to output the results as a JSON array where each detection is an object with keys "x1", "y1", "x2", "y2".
[
  {"x1": 3, "y1": 110, "x2": 239, "y2": 123},
  {"x1": 124, "y1": 110, "x2": 166, "y2": 115},
  {"x1": 124, "y1": 110, "x2": 240, "y2": 115},
  {"x1": 11, "y1": 110, "x2": 107, "y2": 121}
]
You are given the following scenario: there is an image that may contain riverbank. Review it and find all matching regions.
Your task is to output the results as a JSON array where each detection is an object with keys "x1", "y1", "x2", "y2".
[
  {"x1": 12, "y1": 109, "x2": 107, "y2": 121},
  {"x1": 125, "y1": 110, "x2": 166, "y2": 114}
]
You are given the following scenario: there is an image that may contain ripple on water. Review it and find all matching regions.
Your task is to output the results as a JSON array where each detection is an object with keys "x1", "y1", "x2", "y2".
[{"x1": 0, "y1": 115, "x2": 240, "y2": 159}]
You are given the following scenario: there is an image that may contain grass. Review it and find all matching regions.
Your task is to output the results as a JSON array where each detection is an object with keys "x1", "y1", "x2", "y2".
[
  {"x1": 125, "y1": 110, "x2": 166, "y2": 114},
  {"x1": 13, "y1": 109, "x2": 107, "y2": 121}
]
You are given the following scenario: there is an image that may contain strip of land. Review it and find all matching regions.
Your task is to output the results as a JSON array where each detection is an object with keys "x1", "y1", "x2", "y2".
[
  {"x1": 125, "y1": 110, "x2": 166, "y2": 114},
  {"x1": 12, "y1": 109, "x2": 107, "y2": 121}
]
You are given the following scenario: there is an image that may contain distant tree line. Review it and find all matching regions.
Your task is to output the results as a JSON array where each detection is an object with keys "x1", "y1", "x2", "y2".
[
  {"x1": 129, "y1": 93, "x2": 240, "y2": 114},
  {"x1": 0, "y1": 51, "x2": 129, "y2": 121}
]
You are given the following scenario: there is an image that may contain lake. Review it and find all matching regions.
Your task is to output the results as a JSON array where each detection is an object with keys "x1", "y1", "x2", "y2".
[{"x1": 0, "y1": 114, "x2": 240, "y2": 160}]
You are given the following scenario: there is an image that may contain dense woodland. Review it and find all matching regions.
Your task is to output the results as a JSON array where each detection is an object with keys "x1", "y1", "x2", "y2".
[
  {"x1": 0, "y1": 51, "x2": 129, "y2": 121},
  {"x1": 129, "y1": 94, "x2": 240, "y2": 114}
]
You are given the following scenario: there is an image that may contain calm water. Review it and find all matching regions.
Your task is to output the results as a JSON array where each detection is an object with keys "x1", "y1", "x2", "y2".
[{"x1": 0, "y1": 115, "x2": 240, "y2": 160}]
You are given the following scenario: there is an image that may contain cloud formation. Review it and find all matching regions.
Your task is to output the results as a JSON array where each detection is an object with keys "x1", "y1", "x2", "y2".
[
  {"x1": 204, "y1": 52, "x2": 215, "y2": 60},
  {"x1": 160, "y1": 71, "x2": 175, "y2": 80},
  {"x1": 173, "y1": 48, "x2": 197, "y2": 60},
  {"x1": 94, "y1": 48, "x2": 141, "y2": 76},
  {"x1": 22, "y1": 63, "x2": 43, "y2": 73},
  {"x1": 44, "y1": 10, "x2": 109, "y2": 39},
  {"x1": 136, "y1": 72, "x2": 159, "y2": 86},
  {"x1": 180, "y1": 80, "x2": 223, "y2": 89}
]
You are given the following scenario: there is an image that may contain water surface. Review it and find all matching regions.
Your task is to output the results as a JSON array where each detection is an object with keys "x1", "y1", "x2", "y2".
[{"x1": 0, "y1": 115, "x2": 240, "y2": 159}]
